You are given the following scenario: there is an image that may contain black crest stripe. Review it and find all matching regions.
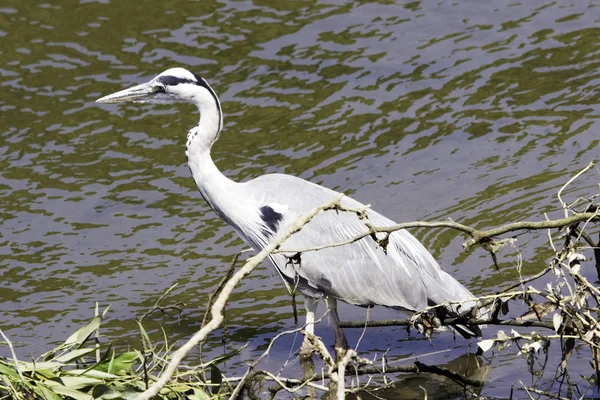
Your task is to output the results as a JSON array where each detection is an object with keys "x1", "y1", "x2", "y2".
[
  {"x1": 157, "y1": 75, "x2": 196, "y2": 86},
  {"x1": 195, "y1": 75, "x2": 222, "y2": 130},
  {"x1": 157, "y1": 73, "x2": 222, "y2": 130}
]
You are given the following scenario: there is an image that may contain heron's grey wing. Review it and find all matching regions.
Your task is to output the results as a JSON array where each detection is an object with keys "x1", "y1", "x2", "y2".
[
  {"x1": 275, "y1": 200, "x2": 429, "y2": 310},
  {"x1": 246, "y1": 174, "x2": 476, "y2": 313},
  {"x1": 362, "y1": 201, "x2": 478, "y2": 313}
]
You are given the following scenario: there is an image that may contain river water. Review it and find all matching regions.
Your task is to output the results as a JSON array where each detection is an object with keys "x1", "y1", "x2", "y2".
[{"x1": 1, "y1": 1, "x2": 599, "y2": 398}]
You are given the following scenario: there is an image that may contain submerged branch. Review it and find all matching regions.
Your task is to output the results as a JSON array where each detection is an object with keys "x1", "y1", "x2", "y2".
[{"x1": 339, "y1": 317, "x2": 554, "y2": 330}]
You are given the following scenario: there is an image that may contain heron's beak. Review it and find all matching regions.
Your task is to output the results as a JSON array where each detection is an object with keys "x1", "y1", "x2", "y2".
[{"x1": 96, "y1": 82, "x2": 155, "y2": 104}]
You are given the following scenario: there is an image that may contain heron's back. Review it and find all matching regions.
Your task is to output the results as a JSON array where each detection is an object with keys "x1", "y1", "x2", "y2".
[{"x1": 234, "y1": 174, "x2": 476, "y2": 313}]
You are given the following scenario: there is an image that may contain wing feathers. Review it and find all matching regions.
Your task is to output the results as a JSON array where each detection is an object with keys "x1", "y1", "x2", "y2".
[{"x1": 241, "y1": 174, "x2": 476, "y2": 315}]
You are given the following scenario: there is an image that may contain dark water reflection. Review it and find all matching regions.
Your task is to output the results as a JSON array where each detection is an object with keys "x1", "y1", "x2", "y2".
[{"x1": 1, "y1": 0, "x2": 599, "y2": 397}]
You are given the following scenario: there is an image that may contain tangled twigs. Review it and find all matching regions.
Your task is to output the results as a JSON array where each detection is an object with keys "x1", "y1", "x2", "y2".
[
  {"x1": 134, "y1": 196, "x2": 345, "y2": 400},
  {"x1": 241, "y1": 356, "x2": 485, "y2": 398},
  {"x1": 519, "y1": 383, "x2": 571, "y2": 400},
  {"x1": 138, "y1": 283, "x2": 185, "y2": 323},
  {"x1": 229, "y1": 316, "x2": 329, "y2": 399}
]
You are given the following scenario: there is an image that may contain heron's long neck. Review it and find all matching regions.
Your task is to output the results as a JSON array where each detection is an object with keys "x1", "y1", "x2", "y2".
[{"x1": 186, "y1": 103, "x2": 237, "y2": 215}]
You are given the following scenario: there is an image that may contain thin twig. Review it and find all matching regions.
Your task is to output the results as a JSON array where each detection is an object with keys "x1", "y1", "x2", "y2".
[
  {"x1": 201, "y1": 251, "x2": 242, "y2": 329},
  {"x1": 518, "y1": 384, "x2": 571, "y2": 400},
  {"x1": 354, "y1": 306, "x2": 371, "y2": 352},
  {"x1": 0, "y1": 329, "x2": 23, "y2": 382},
  {"x1": 558, "y1": 161, "x2": 595, "y2": 215},
  {"x1": 229, "y1": 311, "x2": 331, "y2": 399},
  {"x1": 138, "y1": 283, "x2": 184, "y2": 323},
  {"x1": 225, "y1": 370, "x2": 330, "y2": 393},
  {"x1": 95, "y1": 302, "x2": 101, "y2": 363}
]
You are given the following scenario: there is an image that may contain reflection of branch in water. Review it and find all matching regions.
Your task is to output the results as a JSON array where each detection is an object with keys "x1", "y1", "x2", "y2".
[{"x1": 261, "y1": 352, "x2": 489, "y2": 399}]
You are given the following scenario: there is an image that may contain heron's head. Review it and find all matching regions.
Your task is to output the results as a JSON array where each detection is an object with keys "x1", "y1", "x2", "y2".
[{"x1": 96, "y1": 68, "x2": 219, "y2": 108}]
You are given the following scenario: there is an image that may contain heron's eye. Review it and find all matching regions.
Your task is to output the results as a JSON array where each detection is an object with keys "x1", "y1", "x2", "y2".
[{"x1": 154, "y1": 85, "x2": 166, "y2": 93}]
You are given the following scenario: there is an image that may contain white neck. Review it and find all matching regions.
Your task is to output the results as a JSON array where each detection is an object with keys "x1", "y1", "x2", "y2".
[
  {"x1": 185, "y1": 89, "x2": 238, "y2": 220},
  {"x1": 180, "y1": 80, "x2": 269, "y2": 249}
]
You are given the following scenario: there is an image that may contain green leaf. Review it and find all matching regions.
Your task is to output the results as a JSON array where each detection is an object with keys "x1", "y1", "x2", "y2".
[
  {"x1": 64, "y1": 369, "x2": 119, "y2": 380},
  {"x1": 63, "y1": 316, "x2": 102, "y2": 348},
  {"x1": 91, "y1": 383, "x2": 110, "y2": 398},
  {"x1": 1, "y1": 375, "x2": 14, "y2": 392},
  {"x1": 101, "y1": 305, "x2": 111, "y2": 318},
  {"x1": 44, "y1": 380, "x2": 93, "y2": 400},
  {"x1": 92, "y1": 383, "x2": 127, "y2": 399},
  {"x1": 36, "y1": 383, "x2": 64, "y2": 400},
  {"x1": 107, "y1": 351, "x2": 139, "y2": 375},
  {"x1": 136, "y1": 320, "x2": 153, "y2": 352},
  {"x1": 33, "y1": 368, "x2": 57, "y2": 380},
  {"x1": 75, "y1": 342, "x2": 114, "y2": 377},
  {"x1": 190, "y1": 388, "x2": 211, "y2": 400},
  {"x1": 0, "y1": 361, "x2": 20, "y2": 379},
  {"x1": 53, "y1": 347, "x2": 99, "y2": 364},
  {"x1": 60, "y1": 375, "x2": 103, "y2": 390},
  {"x1": 171, "y1": 383, "x2": 192, "y2": 393},
  {"x1": 42, "y1": 350, "x2": 57, "y2": 362},
  {"x1": 19, "y1": 361, "x2": 64, "y2": 372}
]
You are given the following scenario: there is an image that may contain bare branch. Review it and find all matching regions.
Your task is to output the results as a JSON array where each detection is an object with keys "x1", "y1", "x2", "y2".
[
  {"x1": 134, "y1": 195, "x2": 344, "y2": 400},
  {"x1": 276, "y1": 212, "x2": 599, "y2": 255},
  {"x1": 558, "y1": 161, "x2": 595, "y2": 215},
  {"x1": 339, "y1": 317, "x2": 554, "y2": 330},
  {"x1": 461, "y1": 212, "x2": 599, "y2": 251},
  {"x1": 519, "y1": 383, "x2": 571, "y2": 400},
  {"x1": 133, "y1": 162, "x2": 599, "y2": 400}
]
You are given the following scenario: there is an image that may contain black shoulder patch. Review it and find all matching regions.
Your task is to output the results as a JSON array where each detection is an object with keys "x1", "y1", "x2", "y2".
[
  {"x1": 157, "y1": 75, "x2": 197, "y2": 86},
  {"x1": 259, "y1": 205, "x2": 283, "y2": 236}
]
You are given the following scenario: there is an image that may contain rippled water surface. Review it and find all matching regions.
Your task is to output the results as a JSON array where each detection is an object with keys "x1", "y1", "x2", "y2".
[{"x1": 1, "y1": 1, "x2": 600, "y2": 398}]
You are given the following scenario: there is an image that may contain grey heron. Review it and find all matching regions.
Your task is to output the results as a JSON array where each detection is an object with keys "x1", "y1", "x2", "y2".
[{"x1": 97, "y1": 67, "x2": 482, "y2": 352}]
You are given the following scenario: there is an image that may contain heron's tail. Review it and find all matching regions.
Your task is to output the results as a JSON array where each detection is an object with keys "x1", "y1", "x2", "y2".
[
  {"x1": 421, "y1": 267, "x2": 487, "y2": 339},
  {"x1": 450, "y1": 320, "x2": 483, "y2": 339},
  {"x1": 433, "y1": 301, "x2": 487, "y2": 339}
]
